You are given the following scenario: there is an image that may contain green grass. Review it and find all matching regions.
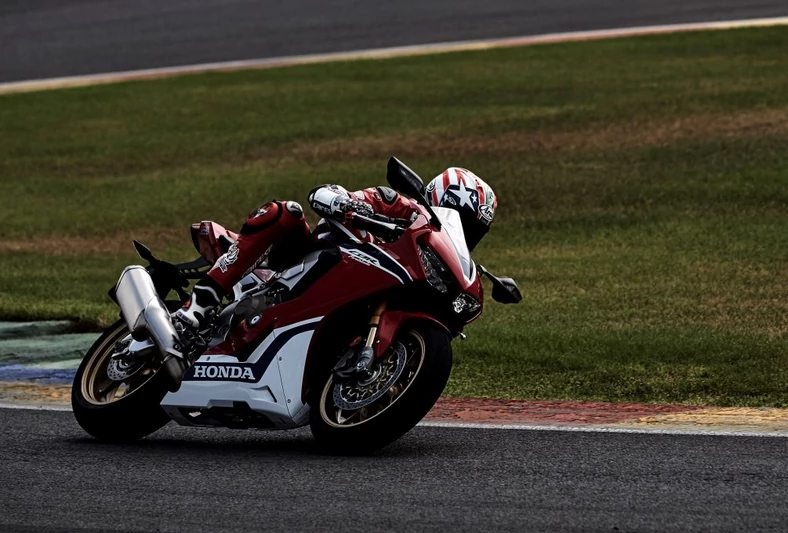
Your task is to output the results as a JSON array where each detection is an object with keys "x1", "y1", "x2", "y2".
[{"x1": 1, "y1": 27, "x2": 787, "y2": 405}]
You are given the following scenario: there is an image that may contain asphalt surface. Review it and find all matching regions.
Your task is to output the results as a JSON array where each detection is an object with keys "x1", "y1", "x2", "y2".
[
  {"x1": 2, "y1": 0, "x2": 788, "y2": 83},
  {"x1": 2, "y1": 408, "x2": 788, "y2": 532}
]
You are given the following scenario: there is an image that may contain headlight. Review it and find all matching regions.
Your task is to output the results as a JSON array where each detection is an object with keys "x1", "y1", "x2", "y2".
[
  {"x1": 419, "y1": 246, "x2": 448, "y2": 293},
  {"x1": 452, "y1": 294, "x2": 480, "y2": 315}
]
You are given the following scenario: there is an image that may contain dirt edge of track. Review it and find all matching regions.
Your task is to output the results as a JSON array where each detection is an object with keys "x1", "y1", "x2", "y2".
[{"x1": 2, "y1": 381, "x2": 787, "y2": 434}]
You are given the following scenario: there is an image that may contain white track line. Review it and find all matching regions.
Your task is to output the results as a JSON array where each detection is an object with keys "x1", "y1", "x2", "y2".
[
  {"x1": 1, "y1": 16, "x2": 787, "y2": 95},
  {"x1": 0, "y1": 403, "x2": 71, "y2": 412},
  {"x1": 3, "y1": 403, "x2": 787, "y2": 437},
  {"x1": 420, "y1": 420, "x2": 788, "y2": 438}
]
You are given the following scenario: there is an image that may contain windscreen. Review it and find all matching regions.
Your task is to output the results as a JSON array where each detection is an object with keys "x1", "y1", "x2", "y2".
[{"x1": 432, "y1": 207, "x2": 475, "y2": 282}]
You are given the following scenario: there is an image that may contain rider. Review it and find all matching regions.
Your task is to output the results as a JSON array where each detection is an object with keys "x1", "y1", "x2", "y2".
[{"x1": 174, "y1": 166, "x2": 498, "y2": 333}]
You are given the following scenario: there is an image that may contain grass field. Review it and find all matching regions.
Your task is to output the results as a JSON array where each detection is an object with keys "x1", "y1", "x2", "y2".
[{"x1": 1, "y1": 27, "x2": 787, "y2": 405}]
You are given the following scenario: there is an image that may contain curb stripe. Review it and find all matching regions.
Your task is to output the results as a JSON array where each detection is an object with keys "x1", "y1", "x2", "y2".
[
  {"x1": 3, "y1": 403, "x2": 787, "y2": 437},
  {"x1": 1, "y1": 16, "x2": 788, "y2": 95}
]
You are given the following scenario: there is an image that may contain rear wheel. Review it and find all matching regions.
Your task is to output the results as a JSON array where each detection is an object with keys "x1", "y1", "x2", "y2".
[
  {"x1": 309, "y1": 322, "x2": 452, "y2": 452},
  {"x1": 71, "y1": 319, "x2": 178, "y2": 442}
]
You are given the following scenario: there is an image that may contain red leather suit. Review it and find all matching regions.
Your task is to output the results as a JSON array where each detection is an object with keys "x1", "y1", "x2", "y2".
[{"x1": 205, "y1": 186, "x2": 417, "y2": 293}]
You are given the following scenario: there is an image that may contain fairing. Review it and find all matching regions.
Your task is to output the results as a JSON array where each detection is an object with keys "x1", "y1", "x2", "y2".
[
  {"x1": 431, "y1": 207, "x2": 475, "y2": 283},
  {"x1": 374, "y1": 311, "x2": 450, "y2": 359}
]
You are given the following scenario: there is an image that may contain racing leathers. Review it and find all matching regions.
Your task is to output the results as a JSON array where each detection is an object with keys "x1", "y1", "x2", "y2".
[{"x1": 174, "y1": 185, "x2": 418, "y2": 330}]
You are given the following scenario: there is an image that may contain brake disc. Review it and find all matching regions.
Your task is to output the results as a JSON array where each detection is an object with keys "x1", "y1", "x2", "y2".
[
  {"x1": 106, "y1": 339, "x2": 150, "y2": 381},
  {"x1": 332, "y1": 342, "x2": 407, "y2": 410}
]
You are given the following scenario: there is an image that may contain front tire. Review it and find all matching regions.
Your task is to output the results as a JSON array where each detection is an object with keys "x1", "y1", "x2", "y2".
[
  {"x1": 71, "y1": 320, "x2": 174, "y2": 442},
  {"x1": 309, "y1": 322, "x2": 452, "y2": 453}
]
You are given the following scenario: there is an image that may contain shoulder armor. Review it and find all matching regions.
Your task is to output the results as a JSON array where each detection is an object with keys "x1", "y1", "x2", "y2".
[{"x1": 376, "y1": 186, "x2": 399, "y2": 205}]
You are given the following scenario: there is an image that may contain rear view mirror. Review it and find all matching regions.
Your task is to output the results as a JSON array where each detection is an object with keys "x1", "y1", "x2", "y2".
[
  {"x1": 491, "y1": 276, "x2": 522, "y2": 304},
  {"x1": 477, "y1": 265, "x2": 523, "y2": 304},
  {"x1": 386, "y1": 157, "x2": 441, "y2": 230},
  {"x1": 386, "y1": 157, "x2": 425, "y2": 198}
]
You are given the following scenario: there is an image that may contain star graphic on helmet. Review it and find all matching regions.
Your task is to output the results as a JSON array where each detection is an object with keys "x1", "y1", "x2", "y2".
[{"x1": 451, "y1": 183, "x2": 477, "y2": 209}]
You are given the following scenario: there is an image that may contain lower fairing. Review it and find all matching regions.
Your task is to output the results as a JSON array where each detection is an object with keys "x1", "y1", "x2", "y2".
[{"x1": 160, "y1": 316, "x2": 322, "y2": 430}]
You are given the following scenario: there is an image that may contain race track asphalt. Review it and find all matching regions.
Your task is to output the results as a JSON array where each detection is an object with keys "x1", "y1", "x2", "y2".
[
  {"x1": 2, "y1": 408, "x2": 787, "y2": 532},
  {"x1": 2, "y1": 0, "x2": 788, "y2": 83}
]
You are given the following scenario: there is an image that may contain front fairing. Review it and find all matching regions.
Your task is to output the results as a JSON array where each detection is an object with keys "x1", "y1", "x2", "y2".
[
  {"x1": 421, "y1": 223, "x2": 478, "y2": 295},
  {"x1": 413, "y1": 209, "x2": 484, "y2": 327},
  {"x1": 431, "y1": 207, "x2": 477, "y2": 287}
]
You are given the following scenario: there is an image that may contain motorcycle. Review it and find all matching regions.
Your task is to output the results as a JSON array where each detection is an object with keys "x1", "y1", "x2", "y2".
[{"x1": 71, "y1": 157, "x2": 522, "y2": 452}]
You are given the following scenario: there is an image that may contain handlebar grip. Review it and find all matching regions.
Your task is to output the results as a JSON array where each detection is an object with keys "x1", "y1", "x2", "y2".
[
  {"x1": 349, "y1": 213, "x2": 405, "y2": 240},
  {"x1": 367, "y1": 213, "x2": 413, "y2": 226}
]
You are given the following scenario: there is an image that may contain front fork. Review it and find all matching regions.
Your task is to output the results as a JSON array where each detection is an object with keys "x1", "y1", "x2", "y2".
[
  {"x1": 360, "y1": 300, "x2": 388, "y2": 367},
  {"x1": 333, "y1": 300, "x2": 387, "y2": 377},
  {"x1": 334, "y1": 302, "x2": 454, "y2": 378}
]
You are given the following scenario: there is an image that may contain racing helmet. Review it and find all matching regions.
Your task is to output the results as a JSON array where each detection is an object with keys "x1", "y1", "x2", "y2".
[{"x1": 425, "y1": 167, "x2": 497, "y2": 251}]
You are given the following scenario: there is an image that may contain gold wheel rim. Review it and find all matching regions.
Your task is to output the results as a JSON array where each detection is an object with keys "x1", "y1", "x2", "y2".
[
  {"x1": 81, "y1": 323, "x2": 158, "y2": 406},
  {"x1": 319, "y1": 329, "x2": 426, "y2": 428}
]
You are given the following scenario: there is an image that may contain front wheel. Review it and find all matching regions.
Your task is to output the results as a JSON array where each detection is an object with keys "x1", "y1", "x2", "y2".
[
  {"x1": 71, "y1": 319, "x2": 178, "y2": 442},
  {"x1": 309, "y1": 322, "x2": 452, "y2": 452}
]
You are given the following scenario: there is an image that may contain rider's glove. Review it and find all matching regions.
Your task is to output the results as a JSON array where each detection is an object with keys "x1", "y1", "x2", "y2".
[{"x1": 340, "y1": 200, "x2": 374, "y2": 221}]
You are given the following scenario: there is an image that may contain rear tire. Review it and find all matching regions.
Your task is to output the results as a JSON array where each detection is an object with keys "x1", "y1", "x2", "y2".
[
  {"x1": 71, "y1": 320, "x2": 174, "y2": 442},
  {"x1": 309, "y1": 321, "x2": 452, "y2": 453}
]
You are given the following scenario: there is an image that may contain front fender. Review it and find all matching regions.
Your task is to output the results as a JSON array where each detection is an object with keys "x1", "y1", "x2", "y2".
[
  {"x1": 374, "y1": 311, "x2": 450, "y2": 358},
  {"x1": 300, "y1": 309, "x2": 451, "y2": 404}
]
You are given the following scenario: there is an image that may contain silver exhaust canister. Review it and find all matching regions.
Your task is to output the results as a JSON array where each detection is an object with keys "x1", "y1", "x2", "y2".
[{"x1": 114, "y1": 266, "x2": 185, "y2": 386}]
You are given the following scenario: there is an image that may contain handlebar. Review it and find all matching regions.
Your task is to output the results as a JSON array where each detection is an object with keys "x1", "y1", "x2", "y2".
[
  {"x1": 348, "y1": 212, "x2": 407, "y2": 241},
  {"x1": 367, "y1": 212, "x2": 414, "y2": 226}
]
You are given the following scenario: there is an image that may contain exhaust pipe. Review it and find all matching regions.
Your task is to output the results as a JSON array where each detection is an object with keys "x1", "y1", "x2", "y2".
[{"x1": 115, "y1": 266, "x2": 186, "y2": 388}]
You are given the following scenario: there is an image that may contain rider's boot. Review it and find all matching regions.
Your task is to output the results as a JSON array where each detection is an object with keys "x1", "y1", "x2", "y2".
[
  {"x1": 172, "y1": 278, "x2": 223, "y2": 359},
  {"x1": 174, "y1": 279, "x2": 222, "y2": 329}
]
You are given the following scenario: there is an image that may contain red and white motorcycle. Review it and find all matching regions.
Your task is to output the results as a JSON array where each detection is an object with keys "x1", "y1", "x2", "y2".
[{"x1": 72, "y1": 158, "x2": 521, "y2": 452}]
